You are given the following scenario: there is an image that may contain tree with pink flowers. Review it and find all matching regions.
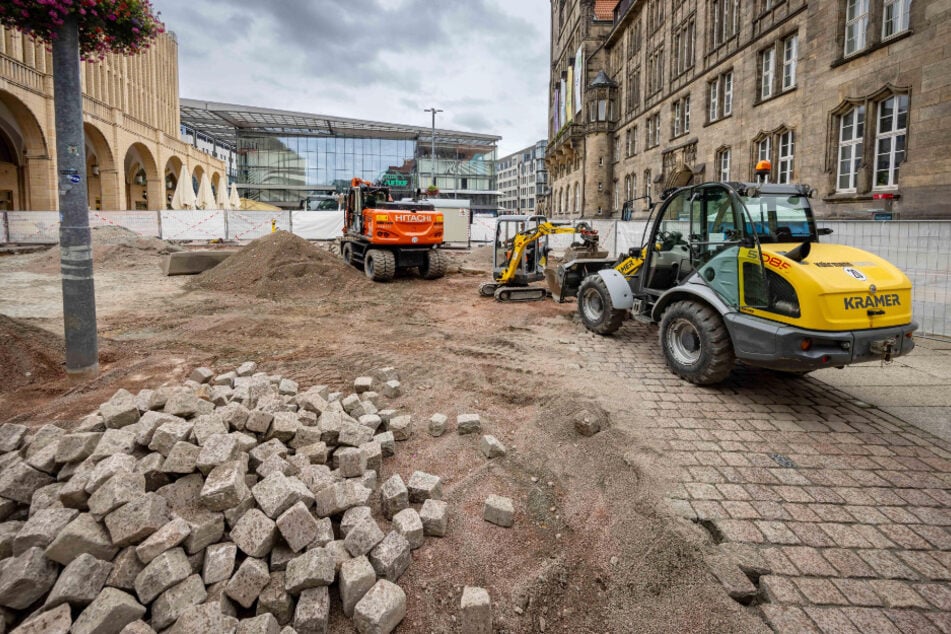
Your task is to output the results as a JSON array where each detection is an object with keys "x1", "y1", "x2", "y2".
[{"x1": 0, "y1": 0, "x2": 163, "y2": 377}]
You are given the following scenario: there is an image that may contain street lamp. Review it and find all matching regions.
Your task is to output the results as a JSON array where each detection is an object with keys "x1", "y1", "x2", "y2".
[{"x1": 424, "y1": 107, "x2": 443, "y2": 189}]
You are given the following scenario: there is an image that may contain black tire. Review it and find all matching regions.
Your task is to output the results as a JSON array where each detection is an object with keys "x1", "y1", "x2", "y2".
[
  {"x1": 419, "y1": 249, "x2": 447, "y2": 280},
  {"x1": 659, "y1": 300, "x2": 734, "y2": 385},
  {"x1": 364, "y1": 249, "x2": 396, "y2": 282},
  {"x1": 577, "y1": 275, "x2": 626, "y2": 335},
  {"x1": 340, "y1": 242, "x2": 355, "y2": 267}
]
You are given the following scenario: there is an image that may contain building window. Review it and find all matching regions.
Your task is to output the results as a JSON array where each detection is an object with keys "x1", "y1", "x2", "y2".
[
  {"x1": 837, "y1": 106, "x2": 865, "y2": 191},
  {"x1": 758, "y1": 137, "x2": 772, "y2": 164},
  {"x1": 782, "y1": 35, "x2": 798, "y2": 90},
  {"x1": 708, "y1": 77, "x2": 720, "y2": 121},
  {"x1": 643, "y1": 169, "x2": 652, "y2": 197},
  {"x1": 845, "y1": 0, "x2": 870, "y2": 56},
  {"x1": 672, "y1": 17, "x2": 696, "y2": 78},
  {"x1": 624, "y1": 175, "x2": 632, "y2": 202},
  {"x1": 631, "y1": 125, "x2": 638, "y2": 154},
  {"x1": 723, "y1": 71, "x2": 733, "y2": 115},
  {"x1": 717, "y1": 147, "x2": 731, "y2": 181},
  {"x1": 626, "y1": 129, "x2": 633, "y2": 156},
  {"x1": 874, "y1": 94, "x2": 908, "y2": 188},
  {"x1": 883, "y1": 0, "x2": 911, "y2": 38},
  {"x1": 648, "y1": 48, "x2": 665, "y2": 95},
  {"x1": 614, "y1": 180, "x2": 620, "y2": 212},
  {"x1": 614, "y1": 137, "x2": 621, "y2": 162},
  {"x1": 627, "y1": 66, "x2": 641, "y2": 114},
  {"x1": 760, "y1": 47, "x2": 775, "y2": 100},
  {"x1": 574, "y1": 183, "x2": 580, "y2": 213},
  {"x1": 710, "y1": 0, "x2": 740, "y2": 48},
  {"x1": 777, "y1": 130, "x2": 794, "y2": 183},
  {"x1": 646, "y1": 112, "x2": 661, "y2": 148},
  {"x1": 672, "y1": 95, "x2": 691, "y2": 137}
]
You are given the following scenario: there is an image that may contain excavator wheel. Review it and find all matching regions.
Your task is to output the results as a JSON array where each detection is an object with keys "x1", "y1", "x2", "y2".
[
  {"x1": 577, "y1": 275, "x2": 626, "y2": 335},
  {"x1": 364, "y1": 249, "x2": 396, "y2": 282},
  {"x1": 341, "y1": 242, "x2": 356, "y2": 268},
  {"x1": 419, "y1": 249, "x2": 447, "y2": 280},
  {"x1": 478, "y1": 282, "x2": 499, "y2": 297},
  {"x1": 659, "y1": 300, "x2": 734, "y2": 385}
]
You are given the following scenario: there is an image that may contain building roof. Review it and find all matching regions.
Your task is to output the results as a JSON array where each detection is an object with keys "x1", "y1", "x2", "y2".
[
  {"x1": 594, "y1": 0, "x2": 620, "y2": 20},
  {"x1": 179, "y1": 99, "x2": 501, "y2": 148}
]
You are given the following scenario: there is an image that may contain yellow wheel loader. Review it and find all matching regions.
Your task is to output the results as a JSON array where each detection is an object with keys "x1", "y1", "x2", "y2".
[{"x1": 549, "y1": 180, "x2": 917, "y2": 385}]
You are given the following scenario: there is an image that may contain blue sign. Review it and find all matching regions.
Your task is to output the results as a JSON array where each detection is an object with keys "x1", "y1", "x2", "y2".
[
  {"x1": 68, "y1": 174, "x2": 81, "y2": 184},
  {"x1": 873, "y1": 212, "x2": 893, "y2": 221}
]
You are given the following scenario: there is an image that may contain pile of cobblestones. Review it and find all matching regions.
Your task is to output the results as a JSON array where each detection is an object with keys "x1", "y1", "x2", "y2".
[{"x1": 0, "y1": 363, "x2": 449, "y2": 634}]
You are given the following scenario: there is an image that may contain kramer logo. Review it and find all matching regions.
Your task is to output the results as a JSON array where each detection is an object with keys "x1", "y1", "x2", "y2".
[
  {"x1": 844, "y1": 294, "x2": 900, "y2": 310},
  {"x1": 394, "y1": 214, "x2": 430, "y2": 223}
]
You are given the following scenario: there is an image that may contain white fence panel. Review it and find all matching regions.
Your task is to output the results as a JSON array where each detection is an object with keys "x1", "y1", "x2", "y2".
[
  {"x1": 470, "y1": 215, "x2": 497, "y2": 243},
  {"x1": 289, "y1": 211, "x2": 342, "y2": 240},
  {"x1": 160, "y1": 210, "x2": 227, "y2": 241},
  {"x1": 226, "y1": 211, "x2": 291, "y2": 241},
  {"x1": 6, "y1": 211, "x2": 60, "y2": 243},
  {"x1": 89, "y1": 211, "x2": 161, "y2": 237}
]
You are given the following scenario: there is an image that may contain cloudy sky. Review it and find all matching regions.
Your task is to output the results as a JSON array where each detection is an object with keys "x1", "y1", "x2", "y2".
[{"x1": 158, "y1": 0, "x2": 551, "y2": 157}]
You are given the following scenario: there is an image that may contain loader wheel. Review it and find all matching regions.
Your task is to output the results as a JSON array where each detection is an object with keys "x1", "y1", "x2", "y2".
[
  {"x1": 577, "y1": 275, "x2": 626, "y2": 335},
  {"x1": 364, "y1": 249, "x2": 396, "y2": 282},
  {"x1": 418, "y1": 249, "x2": 447, "y2": 280},
  {"x1": 659, "y1": 300, "x2": 734, "y2": 385}
]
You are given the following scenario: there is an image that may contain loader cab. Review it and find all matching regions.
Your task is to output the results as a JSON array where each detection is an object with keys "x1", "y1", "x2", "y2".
[
  {"x1": 640, "y1": 183, "x2": 770, "y2": 310},
  {"x1": 492, "y1": 215, "x2": 547, "y2": 284}
]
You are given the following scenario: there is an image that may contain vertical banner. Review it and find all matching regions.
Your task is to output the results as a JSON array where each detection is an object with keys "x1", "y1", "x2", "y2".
[
  {"x1": 574, "y1": 45, "x2": 584, "y2": 115},
  {"x1": 559, "y1": 77, "x2": 567, "y2": 129},
  {"x1": 553, "y1": 85, "x2": 561, "y2": 132},
  {"x1": 566, "y1": 65, "x2": 574, "y2": 123}
]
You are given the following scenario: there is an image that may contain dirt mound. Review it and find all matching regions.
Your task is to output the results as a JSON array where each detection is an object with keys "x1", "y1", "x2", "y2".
[
  {"x1": 29, "y1": 225, "x2": 179, "y2": 273},
  {"x1": 187, "y1": 230, "x2": 355, "y2": 299},
  {"x1": 0, "y1": 315, "x2": 66, "y2": 392}
]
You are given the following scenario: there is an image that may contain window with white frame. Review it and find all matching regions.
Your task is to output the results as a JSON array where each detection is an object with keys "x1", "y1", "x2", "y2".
[
  {"x1": 574, "y1": 184, "x2": 580, "y2": 213},
  {"x1": 844, "y1": 0, "x2": 869, "y2": 56},
  {"x1": 631, "y1": 174, "x2": 637, "y2": 201},
  {"x1": 631, "y1": 125, "x2": 638, "y2": 154},
  {"x1": 760, "y1": 47, "x2": 775, "y2": 99},
  {"x1": 626, "y1": 129, "x2": 633, "y2": 157},
  {"x1": 709, "y1": 77, "x2": 720, "y2": 121},
  {"x1": 777, "y1": 130, "x2": 794, "y2": 183},
  {"x1": 874, "y1": 94, "x2": 908, "y2": 187},
  {"x1": 758, "y1": 136, "x2": 772, "y2": 164},
  {"x1": 672, "y1": 17, "x2": 696, "y2": 77},
  {"x1": 717, "y1": 148, "x2": 731, "y2": 181},
  {"x1": 723, "y1": 71, "x2": 733, "y2": 115},
  {"x1": 646, "y1": 112, "x2": 661, "y2": 148},
  {"x1": 614, "y1": 137, "x2": 621, "y2": 162},
  {"x1": 883, "y1": 0, "x2": 911, "y2": 38},
  {"x1": 710, "y1": 0, "x2": 740, "y2": 48},
  {"x1": 644, "y1": 169, "x2": 651, "y2": 197},
  {"x1": 837, "y1": 105, "x2": 865, "y2": 191},
  {"x1": 672, "y1": 95, "x2": 691, "y2": 137},
  {"x1": 614, "y1": 180, "x2": 620, "y2": 212},
  {"x1": 782, "y1": 35, "x2": 798, "y2": 90},
  {"x1": 625, "y1": 175, "x2": 632, "y2": 202}
]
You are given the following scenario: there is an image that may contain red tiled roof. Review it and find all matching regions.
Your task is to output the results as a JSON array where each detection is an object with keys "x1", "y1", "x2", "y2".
[{"x1": 594, "y1": 0, "x2": 620, "y2": 20}]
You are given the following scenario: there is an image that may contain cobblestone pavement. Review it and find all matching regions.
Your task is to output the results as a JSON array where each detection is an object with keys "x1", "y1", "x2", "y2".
[{"x1": 539, "y1": 316, "x2": 951, "y2": 634}]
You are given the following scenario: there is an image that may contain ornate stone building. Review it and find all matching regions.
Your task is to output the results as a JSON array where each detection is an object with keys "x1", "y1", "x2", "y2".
[
  {"x1": 547, "y1": 0, "x2": 950, "y2": 218},
  {"x1": 0, "y1": 28, "x2": 224, "y2": 211}
]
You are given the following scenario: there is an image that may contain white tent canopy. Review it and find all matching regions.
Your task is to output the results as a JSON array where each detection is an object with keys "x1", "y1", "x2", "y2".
[
  {"x1": 229, "y1": 183, "x2": 241, "y2": 209},
  {"x1": 216, "y1": 178, "x2": 231, "y2": 210},
  {"x1": 196, "y1": 172, "x2": 216, "y2": 210},
  {"x1": 169, "y1": 165, "x2": 196, "y2": 210}
]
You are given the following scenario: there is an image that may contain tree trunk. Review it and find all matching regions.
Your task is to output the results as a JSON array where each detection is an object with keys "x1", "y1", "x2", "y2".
[{"x1": 53, "y1": 15, "x2": 98, "y2": 377}]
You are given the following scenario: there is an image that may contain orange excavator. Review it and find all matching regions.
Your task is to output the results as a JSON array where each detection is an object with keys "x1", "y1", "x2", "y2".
[{"x1": 339, "y1": 177, "x2": 447, "y2": 282}]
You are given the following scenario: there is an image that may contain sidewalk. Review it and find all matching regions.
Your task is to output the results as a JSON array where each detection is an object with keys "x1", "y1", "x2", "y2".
[{"x1": 813, "y1": 335, "x2": 951, "y2": 443}]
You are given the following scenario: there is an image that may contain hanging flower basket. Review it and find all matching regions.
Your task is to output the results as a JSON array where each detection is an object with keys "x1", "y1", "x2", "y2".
[
  {"x1": 426, "y1": 185, "x2": 440, "y2": 197},
  {"x1": 0, "y1": 0, "x2": 164, "y2": 60}
]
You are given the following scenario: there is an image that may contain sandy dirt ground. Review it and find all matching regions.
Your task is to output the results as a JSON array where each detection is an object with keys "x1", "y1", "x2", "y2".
[{"x1": 0, "y1": 230, "x2": 771, "y2": 633}]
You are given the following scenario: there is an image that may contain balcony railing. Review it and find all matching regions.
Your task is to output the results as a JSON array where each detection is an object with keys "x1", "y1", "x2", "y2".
[{"x1": 0, "y1": 54, "x2": 45, "y2": 93}]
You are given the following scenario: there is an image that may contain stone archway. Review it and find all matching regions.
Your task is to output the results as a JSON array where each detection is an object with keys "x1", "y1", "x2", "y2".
[
  {"x1": 83, "y1": 123, "x2": 115, "y2": 211},
  {"x1": 665, "y1": 165, "x2": 694, "y2": 190},
  {"x1": 164, "y1": 155, "x2": 183, "y2": 209},
  {"x1": 0, "y1": 89, "x2": 51, "y2": 210},
  {"x1": 123, "y1": 142, "x2": 159, "y2": 211},
  {"x1": 211, "y1": 171, "x2": 224, "y2": 205}
]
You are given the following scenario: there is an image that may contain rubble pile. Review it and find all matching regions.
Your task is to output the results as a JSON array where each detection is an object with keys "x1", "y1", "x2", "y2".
[{"x1": 0, "y1": 363, "x2": 448, "y2": 634}]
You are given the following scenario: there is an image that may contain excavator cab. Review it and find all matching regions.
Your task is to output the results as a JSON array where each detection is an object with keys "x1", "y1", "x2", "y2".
[{"x1": 492, "y1": 215, "x2": 548, "y2": 285}]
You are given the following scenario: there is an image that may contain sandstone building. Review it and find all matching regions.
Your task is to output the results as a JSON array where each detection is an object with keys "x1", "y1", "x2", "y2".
[
  {"x1": 0, "y1": 28, "x2": 224, "y2": 212},
  {"x1": 547, "y1": 0, "x2": 950, "y2": 218}
]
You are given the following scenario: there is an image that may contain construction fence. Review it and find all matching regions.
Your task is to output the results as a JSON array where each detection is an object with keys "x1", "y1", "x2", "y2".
[{"x1": 2, "y1": 211, "x2": 949, "y2": 338}]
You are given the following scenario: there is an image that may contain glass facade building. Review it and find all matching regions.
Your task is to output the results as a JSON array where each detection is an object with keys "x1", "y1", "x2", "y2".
[{"x1": 180, "y1": 100, "x2": 500, "y2": 212}]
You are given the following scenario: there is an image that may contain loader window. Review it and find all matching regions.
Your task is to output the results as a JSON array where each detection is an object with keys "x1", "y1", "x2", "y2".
[
  {"x1": 741, "y1": 194, "x2": 815, "y2": 242},
  {"x1": 645, "y1": 190, "x2": 692, "y2": 291}
]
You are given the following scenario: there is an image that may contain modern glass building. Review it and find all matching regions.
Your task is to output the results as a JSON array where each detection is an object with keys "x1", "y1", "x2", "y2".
[{"x1": 180, "y1": 100, "x2": 501, "y2": 212}]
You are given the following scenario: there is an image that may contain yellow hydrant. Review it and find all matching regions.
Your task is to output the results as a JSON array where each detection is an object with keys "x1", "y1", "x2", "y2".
[{"x1": 271, "y1": 218, "x2": 277, "y2": 233}]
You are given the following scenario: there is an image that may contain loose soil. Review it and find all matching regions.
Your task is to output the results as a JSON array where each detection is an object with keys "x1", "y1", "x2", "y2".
[{"x1": 0, "y1": 235, "x2": 768, "y2": 633}]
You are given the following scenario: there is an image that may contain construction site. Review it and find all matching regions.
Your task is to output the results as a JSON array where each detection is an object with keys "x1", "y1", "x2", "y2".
[{"x1": 0, "y1": 206, "x2": 949, "y2": 632}]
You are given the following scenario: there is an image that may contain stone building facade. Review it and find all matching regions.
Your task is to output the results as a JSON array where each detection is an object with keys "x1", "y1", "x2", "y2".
[
  {"x1": 0, "y1": 28, "x2": 224, "y2": 212},
  {"x1": 547, "y1": 0, "x2": 950, "y2": 219},
  {"x1": 497, "y1": 140, "x2": 549, "y2": 214}
]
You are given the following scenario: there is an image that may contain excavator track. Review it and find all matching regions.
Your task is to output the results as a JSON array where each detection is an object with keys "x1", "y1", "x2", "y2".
[{"x1": 493, "y1": 286, "x2": 550, "y2": 302}]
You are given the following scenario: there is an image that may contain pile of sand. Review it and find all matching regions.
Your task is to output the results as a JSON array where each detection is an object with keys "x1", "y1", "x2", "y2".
[
  {"x1": 187, "y1": 231, "x2": 354, "y2": 299},
  {"x1": 0, "y1": 315, "x2": 66, "y2": 392},
  {"x1": 30, "y1": 225, "x2": 180, "y2": 273}
]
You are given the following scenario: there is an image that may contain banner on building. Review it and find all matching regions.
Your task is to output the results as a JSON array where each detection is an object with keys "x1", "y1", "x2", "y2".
[
  {"x1": 559, "y1": 77, "x2": 567, "y2": 131},
  {"x1": 553, "y1": 84, "x2": 560, "y2": 132},
  {"x1": 566, "y1": 66, "x2": 574, "y2": 123},
  {"x1": 574, "y1": 45, "x2": 584, "y2": 115}
]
